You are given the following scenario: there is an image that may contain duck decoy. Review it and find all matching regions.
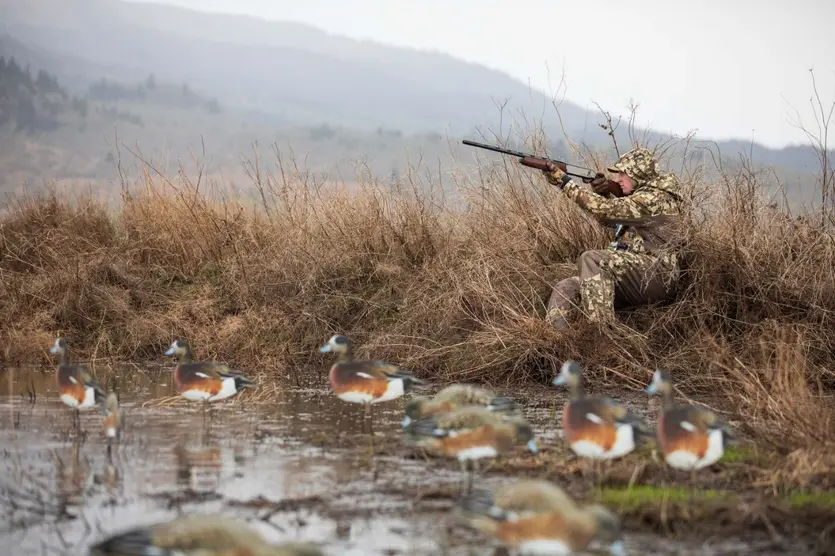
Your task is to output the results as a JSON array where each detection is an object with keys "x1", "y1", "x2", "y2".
[
  {"x1": 102, "y1": 392, "x2": 122, "y2": 444},
  {"x1": 50, "y1": 337, "x2": 106, "y2": 431},
  {"x1": 401, "y1": 383, "x2": 518, "y2": 428},
  {"x1": 552, "y1": 360, "x2": 652, "y2": 485},
  {"x1": 457, "y1": 478, "x2": 627, "y2": 555},
  {"x1": 319, "y1": 334, "x2": 429, "y2": 445},
  {"x1": 645, "y1": 369, "x2": 734, "y2": 486},
  {"x1": 88, "y1": 514, "x2": 324, "y2": 555},
  {"x1": 164, "y1": 339, "x2": 257, "y2": 418},
  {"x1": 403, "y1": 405, "x2": 538, "y2": 494}
]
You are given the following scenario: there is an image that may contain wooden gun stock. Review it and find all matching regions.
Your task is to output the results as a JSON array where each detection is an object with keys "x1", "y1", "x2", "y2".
[
  {"x1": 521, "y1": 157, "x2": 624, "y2": 197},
  {"x1": 518, "y1": 156, "x2": 553, "y2": 172}
]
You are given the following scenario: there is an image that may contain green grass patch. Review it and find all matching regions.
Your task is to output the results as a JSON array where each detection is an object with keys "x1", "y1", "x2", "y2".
[
  {"x1": 784, "y1": 490, "x2": 835, "y2": 508},
  {"x1": 598, "y1": 484, "x2": 835, "y2": 513},
  {"x1": 719, "y1": 444, "x2": 768, "y2": 465},
  {"x1": 598, "y1": 485, "x2": 728, "y2": 510}
]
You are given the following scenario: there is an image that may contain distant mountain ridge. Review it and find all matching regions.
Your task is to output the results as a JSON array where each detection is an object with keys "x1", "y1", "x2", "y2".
[
  {"x1": 0, "y1": 0, "x2": 831, "y2": 192},
  {"x1": 0, "y1": 0, "x2": 591, "y2": 136}
]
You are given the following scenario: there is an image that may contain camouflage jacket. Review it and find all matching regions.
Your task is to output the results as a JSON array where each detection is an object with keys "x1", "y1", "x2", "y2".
[{"x1": 549, "y1": 148, "x2": 684, "y2": 256}]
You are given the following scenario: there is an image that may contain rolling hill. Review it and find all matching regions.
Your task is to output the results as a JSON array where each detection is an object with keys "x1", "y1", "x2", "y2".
[
  {"x1": 0, "y1": 0, "x2": 831, "y2": 208},
  {"x1": 0, "y1": 0, "x2": 591, "y2": 136}
]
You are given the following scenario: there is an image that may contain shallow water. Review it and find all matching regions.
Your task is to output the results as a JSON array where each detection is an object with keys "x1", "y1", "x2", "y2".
[{"x1": 0, "y1": 364, "x2": 796, "y2": 555}]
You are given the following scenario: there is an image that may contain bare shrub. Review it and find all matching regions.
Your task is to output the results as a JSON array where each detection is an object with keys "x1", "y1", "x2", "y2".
[{"x1": 2, "y1": 98, "x2": 835, "y2": 493}]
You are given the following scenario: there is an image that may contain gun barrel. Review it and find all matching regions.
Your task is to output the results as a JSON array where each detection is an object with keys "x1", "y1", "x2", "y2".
[{"x1": 461, "y1": 139, "x2": 529, "y2": 159}]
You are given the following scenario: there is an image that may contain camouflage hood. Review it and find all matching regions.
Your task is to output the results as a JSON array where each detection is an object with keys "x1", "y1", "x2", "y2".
[
  {"x1": 601, "y1": 147, "x2": 685, "y2": 254},
  {"x1": 607, "y1": 147, "x2": 682, "y2": 201}
]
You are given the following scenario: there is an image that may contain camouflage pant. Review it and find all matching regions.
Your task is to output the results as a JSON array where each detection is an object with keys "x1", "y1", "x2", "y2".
[{"x1": 546, "y1": 249, "x2": 679, "y2": 328}]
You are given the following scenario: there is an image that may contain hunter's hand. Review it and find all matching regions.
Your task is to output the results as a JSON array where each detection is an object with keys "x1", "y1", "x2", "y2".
[
  {"x1": 543, "y1": 162, "x2": 570, "y2": 188},
  {"x1": 589, "y1": 173, "x2": 611, "y2": 195}
]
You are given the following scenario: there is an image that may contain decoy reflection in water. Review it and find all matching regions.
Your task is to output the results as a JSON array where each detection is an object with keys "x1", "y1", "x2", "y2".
[
  {"x1": 102, "y1": 391, "x2": 122, "y2": 457},
  {"x1": 88, "y1": 514, "x2": 324, "y2": 556}
]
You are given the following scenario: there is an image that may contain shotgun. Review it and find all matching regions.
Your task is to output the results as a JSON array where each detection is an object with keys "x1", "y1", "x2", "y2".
[{"x1": 462, "y1": 139, "x2": 623, "y2": 197}]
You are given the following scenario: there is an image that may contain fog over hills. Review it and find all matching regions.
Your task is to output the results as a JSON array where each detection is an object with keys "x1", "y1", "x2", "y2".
[
  {"x1": 0, "y1": 0, "x2": 592, "y2": 135},
  {"x1": 0, "y1": 0, "x2": 830, "y2": 207}
]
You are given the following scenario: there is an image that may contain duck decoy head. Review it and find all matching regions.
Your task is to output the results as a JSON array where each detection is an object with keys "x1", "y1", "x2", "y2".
[
  {"x1": 527, "y1": 437, "x2": 539, "y2": 453},
  {"x1": 401, "y1": 396, "x2": 429, "y2": 428},
  {"x1": 511, "y1": 420, "x2": 539, "y2": 453},
  {"x1": 645, "y1": 369, "x2": 671, "y2": 395},
  {"x1": 50, "y1": 337, "x2": 67, "y2": 356},
  {"x1": 552, "y1": 359, "x2": 582, "y2": 387},
  {"x1": 164, "y1": 339, "x2": 189, "y2": 357},
  {"x1": 319, "y1": 334, "x2": 351, "y2": 354}
]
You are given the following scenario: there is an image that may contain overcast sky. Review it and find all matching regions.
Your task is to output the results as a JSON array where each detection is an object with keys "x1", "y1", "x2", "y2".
[{"x1": 143, "y1": 0, "x2": 833, "y2": 149}]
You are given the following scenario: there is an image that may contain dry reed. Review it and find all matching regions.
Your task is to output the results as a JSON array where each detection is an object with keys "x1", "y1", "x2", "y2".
[{"x1": 2, "y1": 124, "x2": 835, "y2": 479}]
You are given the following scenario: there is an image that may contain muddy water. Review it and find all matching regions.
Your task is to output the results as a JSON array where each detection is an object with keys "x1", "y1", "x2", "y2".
[{"x1": 0, "y1": 364, "x2": 772, "y2": 555}]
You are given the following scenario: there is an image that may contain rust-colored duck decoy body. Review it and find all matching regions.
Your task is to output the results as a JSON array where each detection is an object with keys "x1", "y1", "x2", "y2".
[
  {"x1": 645, "y1": 369, "x2": 733, "y2": 471},
  {"x1": 51, "y1": 337, "x2": 105, "y2": 411},
  {"x1": 319, "y1": 334, "x2": 429, "y2": 406},
  {"x1": 164, "y1": 339, "x2": 257, "y2": 402},
  {"x1": 457, "y1": 479, "x2": 627, "y2": 555},
  {"x1": 552, "y1": 360, "x2": 652, "y2": 461}
]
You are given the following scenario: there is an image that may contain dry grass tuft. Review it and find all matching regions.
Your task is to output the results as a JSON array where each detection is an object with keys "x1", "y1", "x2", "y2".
[{"x1": 2, "y1": 126, "x2": 835, "y2": 492}]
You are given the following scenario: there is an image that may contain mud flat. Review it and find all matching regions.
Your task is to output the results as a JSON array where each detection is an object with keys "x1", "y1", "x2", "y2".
[{"x1": 0, "y1": 365, "x2": 832, "y2": 555}]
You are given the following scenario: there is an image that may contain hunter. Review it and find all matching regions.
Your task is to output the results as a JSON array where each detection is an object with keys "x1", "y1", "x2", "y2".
[{"x1": 542, "y1": 147, "x2": 684, "y2": 329}]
